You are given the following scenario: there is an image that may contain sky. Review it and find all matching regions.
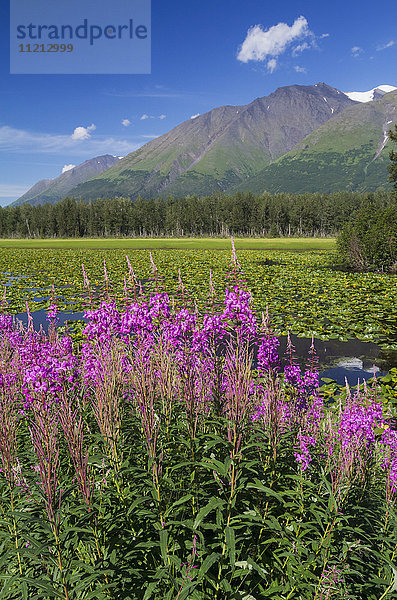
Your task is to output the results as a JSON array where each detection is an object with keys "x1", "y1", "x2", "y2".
[{"x1": 1, "y1": 0, "x2": 396, "y2": 205}]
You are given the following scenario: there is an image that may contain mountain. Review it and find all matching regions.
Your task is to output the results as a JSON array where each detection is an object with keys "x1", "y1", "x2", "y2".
[
  {"x1": 16, "y1": 178, "x2": 53, "y2": 204},
  {"x1": 14, "y1": 83, "x2": 397, "y2": 204},
  {"x1": 232, "y1": 89, "x2": 397, "y2": 195},
  {"x1": 67, "y1": 83, "x2": 356, "y2": 201},
  {"x1": 344, "y1": 85, "x2": 397, "y2": 103},
  {"x1": 13, "y1": 155, "x2": 121, "y2": 206}
]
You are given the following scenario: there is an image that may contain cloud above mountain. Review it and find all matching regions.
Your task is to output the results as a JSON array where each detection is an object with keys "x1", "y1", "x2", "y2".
[
  {"x1": 71, "y1": 124, "x2": 96, "y2": 141},
  {"x1": 351, "y1": 46, "x2": 363, "y2": 58},
  {"x1": 0, "y1": 124, "x2": 138, "y2": 156},
  {"x1": 377, "y1": 40, "x2": 395, "y2": 51},
  {"x1": 237, "y1": 16, "x2": 314, "y2": 72},
  {"x1": 140, "y1": 113, "x2": 167, "y2": 120},
  {"x1": 62, "y1": 164, "x2": 75, "y2": 173}
]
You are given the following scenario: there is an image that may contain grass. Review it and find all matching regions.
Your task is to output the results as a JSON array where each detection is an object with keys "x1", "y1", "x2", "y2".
[{"x1": 0, "y1": 237, "x2": 336, "y2": 250}]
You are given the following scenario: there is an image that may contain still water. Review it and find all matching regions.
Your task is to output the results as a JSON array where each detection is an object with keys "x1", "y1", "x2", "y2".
[{"x1": 278, "y1": 334, "x2": 395, "y2": 386}]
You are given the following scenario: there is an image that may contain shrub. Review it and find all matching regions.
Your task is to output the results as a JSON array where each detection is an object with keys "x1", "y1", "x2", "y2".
[{"x1": 337, "y1": 203, "x2": 397, "y2": 270}]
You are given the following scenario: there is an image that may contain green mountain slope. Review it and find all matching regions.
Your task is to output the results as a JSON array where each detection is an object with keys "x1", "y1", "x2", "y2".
[
  {"x1": 68, "y1": 83, "x2": 355, "y2": 200},
  {"x1": 232, "y1": 90, "x2": 397, "y2": 194}
]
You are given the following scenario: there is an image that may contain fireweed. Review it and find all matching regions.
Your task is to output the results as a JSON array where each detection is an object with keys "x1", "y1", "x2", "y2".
[{"x1": 0, "y1": 254, "x2": 396, "y2": 599}]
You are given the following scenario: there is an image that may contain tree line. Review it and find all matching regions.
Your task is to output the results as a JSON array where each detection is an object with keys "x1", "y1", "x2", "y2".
[
  {"x1": 334, "y1": 125, "x2": 397, "y2": 271},
  {"x1": 337, "y1": 202, "x2": 397, "y2": 271},
  {"x1": 0, "y1": 190, "x2": 396, "y2": 238}
]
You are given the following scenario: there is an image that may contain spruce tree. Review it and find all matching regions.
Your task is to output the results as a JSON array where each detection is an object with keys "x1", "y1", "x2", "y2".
[{"x1": 388, "y1": 124, "x2": 397, "y2": 190}]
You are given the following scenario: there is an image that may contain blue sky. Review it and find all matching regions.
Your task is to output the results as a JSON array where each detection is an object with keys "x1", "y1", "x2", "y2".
[{"x1": 1, "y1": 0, "x2": 396, "y2": 205}]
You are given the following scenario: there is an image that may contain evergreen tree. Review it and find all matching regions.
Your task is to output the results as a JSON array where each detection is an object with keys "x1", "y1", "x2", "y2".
[{"x1": 388, "y1": 124, "x2": 397, "y2": 191}]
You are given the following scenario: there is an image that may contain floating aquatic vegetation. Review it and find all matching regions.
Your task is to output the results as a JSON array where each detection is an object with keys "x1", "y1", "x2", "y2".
[{"x1": 1, "y1": 246, "x2": 397, "y2": 347}]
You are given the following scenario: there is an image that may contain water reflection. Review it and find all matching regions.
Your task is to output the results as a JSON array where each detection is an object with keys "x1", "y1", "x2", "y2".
[
  {"x1": 14, "y1": 309, "x2": 85, "y2": 331},
  {"x1": 279, "y1": 335, "x2": 397, "y2": 386},
  {"x1": 10, "y1": 310, "x2": 397, "y2": 388}
]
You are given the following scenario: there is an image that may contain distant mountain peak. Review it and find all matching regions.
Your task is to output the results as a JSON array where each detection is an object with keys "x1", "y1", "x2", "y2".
[
  {"x1": 13, "y1": 154, "x2": 120, "y2": 206},
  {"x1": 344, "y1": 85, "x2": 397, "y2": 103},
  {"x1": 68, "y1": 82, "x2": 356, "y2": 201}
]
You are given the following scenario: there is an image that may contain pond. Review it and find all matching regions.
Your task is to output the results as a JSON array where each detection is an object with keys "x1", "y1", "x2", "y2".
[
  {"x1": 14, "y1": 308, "x2": 85, "y2": 331},
  {"x1": 278, "y1": 334, "x2": 396, "y2": 386}
]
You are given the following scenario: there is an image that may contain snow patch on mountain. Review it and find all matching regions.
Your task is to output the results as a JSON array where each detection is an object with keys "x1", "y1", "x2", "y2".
[{"x1": 344, "y1": 85, "x2": 397, "y2": 103}]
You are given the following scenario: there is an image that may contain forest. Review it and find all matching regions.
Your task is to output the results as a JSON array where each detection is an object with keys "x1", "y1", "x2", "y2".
[{"x1": 1, "y1": 189, "x2": 396, "y2": 238}]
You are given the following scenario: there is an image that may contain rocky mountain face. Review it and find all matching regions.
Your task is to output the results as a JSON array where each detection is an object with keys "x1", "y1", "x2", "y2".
[
  {"x1": 67, "y1": 83, "x2": 357, "y2": 200},
  {"x1": 16, "y1": 178, "x2": 53, "y2": 204},
  {"x1": 233, "y1": 89, "x2": 397, "y2": 194},
  {"x1": 13, "y1": 155, "x2": 121, "y2": 206},
  {"x1": 15, "y1": 83, "x2": 397, "y2": 204}
]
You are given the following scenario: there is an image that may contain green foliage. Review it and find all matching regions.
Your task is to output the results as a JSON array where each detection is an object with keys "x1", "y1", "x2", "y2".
[
  {"x1": 234, "y1": 147, "x2": 393, "y2": 195},
  {"x1": 2, "y1": 189, "x2": 395, "y2": 238},
  {"x1": 337, "y1": 203, "x2": 397, "y2": 271},
  {"x1": 1, "y1": 378, "x2": 397, "y2": 599},
  {"x1": 1, "y1": 244, "x2": 397, "y2": 598},
  {"x1": 388, "y1": 124, "x2": 397, "y2": 191}
]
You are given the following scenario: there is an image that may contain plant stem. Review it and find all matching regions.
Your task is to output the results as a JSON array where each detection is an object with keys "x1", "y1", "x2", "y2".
[{"x1": 9, "y1": 487, "x2": 23, "y2": 576}]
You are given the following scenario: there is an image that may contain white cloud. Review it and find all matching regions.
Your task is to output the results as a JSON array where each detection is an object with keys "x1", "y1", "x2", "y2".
[
  {"x1": 122, "y1": 119, "x2": 131, "y2": 127},
  {"x1": 319, "y1": 33, "x2": 329, "y2": 39},
  {"x1": 71, "y1": 124, "x2": 96, "y2": 141},
  {"x1": 294, "y1": 65, "x2": 307, "y2": 73},
  {"x1": 237, "y1": 16, "x2": 312, "y2": 64},
  {"x1": 267, "y1": 58, "x2": 277, "y2": 73},
  {"x1": 190, "y1": 113, "x2": 200, "y2": 119},
  {"x1": 377, "y1": 40, "x2": 395, "y2": 51},
  {"x1": 141, "y1": 113, "x2": 166, "y2": 120},
  {"x1": 351, "y1": 46, "x2": 363, "y2": 58},
  {"x1": 62, "y1": 164, "x2": 75, "y2": 173},
  {"x1": 0, "y1": 125, "x2": 138, "y2": 156},
  {"x1": 292, "y1": 41, "x2": 310, "y2": 56}
]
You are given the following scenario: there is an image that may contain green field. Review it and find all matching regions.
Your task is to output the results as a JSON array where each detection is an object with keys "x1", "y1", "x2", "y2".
[{"x1": 0, "y1": 237, "x2": 336, "y2": 250}]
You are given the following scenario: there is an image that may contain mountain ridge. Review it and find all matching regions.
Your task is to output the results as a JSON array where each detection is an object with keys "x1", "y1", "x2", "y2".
[
  {"x1": 344, "y1": 85, "x2": 397, "y2": 103},
  {"x1": 14, "y1": 82, "x2": 397, "y2": 204},
  {"x1": 67, "y1": 83, "x2": 357, "y2": 200},
  {"x1": 13, "y1": 154, "x2": 121, "y2": 206},
  {"x1": 232, "y1": 89, "x2": 397, "y2": 194}
]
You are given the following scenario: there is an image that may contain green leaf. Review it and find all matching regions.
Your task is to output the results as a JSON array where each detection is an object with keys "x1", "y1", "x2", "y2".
[
  {"x1": 247, "y1": 557, "x2": 268, "y2": 579},
  {"x1": 164, "y1": 494, "x2": 193, "y2": 517},
  {"x1": 143, "y1": 581, "x2": 158, "y2": 600},
  {"x1": 159, "y1": 529, "x2": 169, "y2": 566},
  {"x1": 225, "y1": 526, "x2": 236, "y2": 566},
  {"x1": 197, "y1": 552, "x2": 222, "y2": 581},
  {"x1": 247, "y1": 480, "x2": 285, "y2": 504},
  {"x1": 193, "y1": 497, "x2": 224, "y2": 530}
]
